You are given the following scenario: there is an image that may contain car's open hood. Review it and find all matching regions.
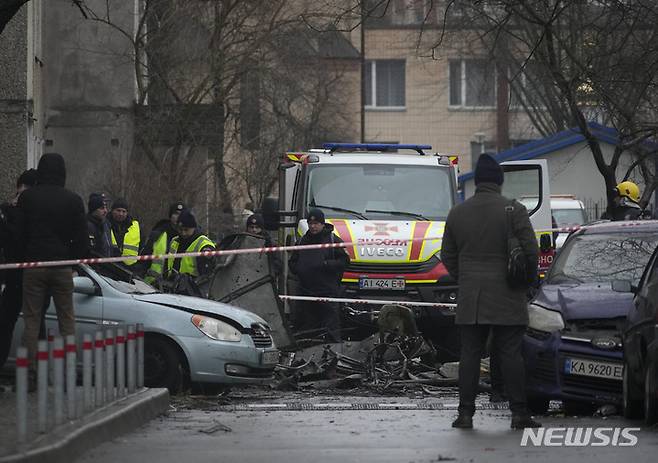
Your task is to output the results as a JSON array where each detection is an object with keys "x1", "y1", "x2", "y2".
[
  {"x1": 533, "y1": 283, "x2": 633, "y2": 321},
  {"x1": 132, "y1": 293, "x2": 268, "y2": 328}
]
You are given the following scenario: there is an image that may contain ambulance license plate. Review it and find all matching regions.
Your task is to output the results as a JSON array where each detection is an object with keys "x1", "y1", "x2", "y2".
[
  {"x1": 359, "y1": 278, "x2": 405, "y2": 290},
  {"x1": 563, "y1": 357, "x2": 622, "y2": 380},
  {"x1": 261, "y1": 350, "x2": 280, "y2": 365}
]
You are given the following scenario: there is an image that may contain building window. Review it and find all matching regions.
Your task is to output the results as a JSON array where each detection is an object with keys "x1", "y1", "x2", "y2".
[
  {"x1": 366, "y1": 60, "x2": 406, "y2": 109},
  {"x1": 449, "y1": 59, "x2": 496, "y2": 108}
]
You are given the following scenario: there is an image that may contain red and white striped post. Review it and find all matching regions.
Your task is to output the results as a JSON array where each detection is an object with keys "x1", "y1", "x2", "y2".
[
  {"x1": 105, "y1": 328, "x2": 115, "y2": 401},
  {"x1": 15, "y1": 347, "x2": 28, "y2": 444},
  {"x1": 47, "y1": 328, "x2": 55, "y2": 385},
  {"x1": 136, "y1": 324, "x2": 144, "y2": 388},
  {"x1": 65, "y1": 335, "x2": 76, "y2": 419},
  {"x1": 37, "y1": 340, "x2": 49, "y2": 433},
  {"x1": 53, "y1": 337, "x2": 65, "y2": 426},
  {"x1": 82, "y1": 334, "x2": 93, "y2": 412},
  {"x1": 94, "y1": 331, "x2": 104, "y2": 406},
  {"x1": 116, "y1": 328, "x2": 125, "y2": 398},
  {"x1": 126, "y1": 325, "x2": 136, "y2": 393}
]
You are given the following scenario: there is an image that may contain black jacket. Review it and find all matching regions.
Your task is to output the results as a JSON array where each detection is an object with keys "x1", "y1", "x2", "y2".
[
  {"x1": 288, "y1": 224, "x2": 350, "y2": 297},
  {"x1": 601, "y1": 199, "x2": 644, "y2": 221},
  {"x1": 17, "y1": 153, "x2": 88, "y2": 262},
  {"x1": 109, "y1": 215, "x2": 141, "y2": 251},
  {"x1": 87, "y1": 214, "x2": 114, "y2": 258}
]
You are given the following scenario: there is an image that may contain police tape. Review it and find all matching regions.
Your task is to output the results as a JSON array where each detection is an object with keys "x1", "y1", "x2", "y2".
[
  {"x1": 0, "y1": 235, "x2": 444, "y2": 271},
  {"x1": 535, "y1": 220, "x2": 652, "y2": 234},
  {"x1": 278, "y1": 294, "x2": 457, "y2": 309}
]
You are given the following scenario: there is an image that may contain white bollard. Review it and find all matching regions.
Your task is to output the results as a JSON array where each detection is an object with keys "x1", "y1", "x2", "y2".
[
  {"x1": 47, "y1": 329, "x2": 55, "y2": 385},
  {"x1": 136, "y1": 323, "x2": 144, "y2": 388},
  {"x1": 105, "y1": 329, "x2": 115, "y2": 401},
  {"x1": 15, "y1": 347, "x2": 28, "y2": 444},
  {"x1": 37, "y1": 340, "x2": 48, "y2": 433},
  {"x1": 116, "y1": 328, "x2": 125, "y2": 398},
  {"x1": 127, "y1": 325, "x2": 136, "y2": 393},
  {"x1": 94, "y1": 331, "x2": 104, "y2": 406},
  {"x1": 65, "y1": 335, "x2": 76, "y2": 419},
  {"x1": 82, "y1": 334, "x2": 92, "y2": 412},
  {"x1": 53, "y1": 337, "x2": 65, "y2": 426}
]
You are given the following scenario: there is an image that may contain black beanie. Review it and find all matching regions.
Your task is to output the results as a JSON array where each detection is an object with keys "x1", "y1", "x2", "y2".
[
  {"x1": 474, "y1": 153, "x2": 504, "y2": 186},
  {"x1": 111, "y1": 198, "x2": 129, "y2": 211},
  {"x1": 88, "y1": 192, "x2": 106, "y2": 213},
  {"x1": 177, "y1": 209, "x2": 197, "y2": 228},
  {"x1": 307, "y1": 208, "x2": 325, "y2": 224},
  {"x1": 169, "y1": 202, "x2": 186, "y2": 217},
  {"x1": 246, "y1": 213, "x2": 264, "y2": 229}
]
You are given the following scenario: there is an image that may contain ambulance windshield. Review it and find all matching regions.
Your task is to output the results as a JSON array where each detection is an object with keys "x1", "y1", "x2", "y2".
[{"x1": 306, "y1": 164, "x2": 454, "y2": 221}]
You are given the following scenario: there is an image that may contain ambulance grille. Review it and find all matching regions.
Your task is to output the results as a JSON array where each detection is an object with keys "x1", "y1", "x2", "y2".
[{"x1": 346, "y1": 258, "x2": 437, "y2": 274}]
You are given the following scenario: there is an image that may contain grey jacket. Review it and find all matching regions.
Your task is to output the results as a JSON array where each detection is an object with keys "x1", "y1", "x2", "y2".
[{"x1": 440, "y1": 183, "x2": 538, "y2": 325}]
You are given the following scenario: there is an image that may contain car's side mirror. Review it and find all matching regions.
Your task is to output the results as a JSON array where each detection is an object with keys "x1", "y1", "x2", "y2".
[
  {"x1": 539, "y1": 234, "x2": 552, "y2": 252},
  {"x1": 611, "y1": 280, "x2": 637, "y2": 294},
  {"x1": 73, "y1": 276, "x2": 98, "y2": 296}
]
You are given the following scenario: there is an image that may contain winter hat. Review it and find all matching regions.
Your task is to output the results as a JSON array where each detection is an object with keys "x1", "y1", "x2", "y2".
[
  {"x1": 307, "y1": 208, "x2": 325, "y2": 224},
  {"x1": 474, "y1": 153, "x2": 504, "y2": 186},
  {"x1": 17, "y1": 169, "x2": 38, "y2": 188},
  {"x1": 168, "y1": 201, "x2": 186, "y2": 217},
  {"x1": 246, "y1": 213, "x2": 264, "y2": 229},
  {"x1": 88, "y1": 192, "x2": 106, "y2": 213},
  {"x1": 37, "y1": 153, "x2": 66, "y2": 187},
  {"x1": 111, "y1": 198, "x2": 129, "y2": 211},
  {"x1": 177, "y1": 210, "x2": 197, "y2": 228}
]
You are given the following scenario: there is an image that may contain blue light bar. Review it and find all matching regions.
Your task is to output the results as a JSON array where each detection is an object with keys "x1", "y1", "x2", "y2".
[{"x1": 322, "y1": 143, "x2": 432, "y2": 155}]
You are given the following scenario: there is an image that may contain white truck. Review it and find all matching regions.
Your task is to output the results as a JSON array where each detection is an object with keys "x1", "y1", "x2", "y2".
[{"x1": 263, "y1": 143, "x2": 552, "y2": 358}]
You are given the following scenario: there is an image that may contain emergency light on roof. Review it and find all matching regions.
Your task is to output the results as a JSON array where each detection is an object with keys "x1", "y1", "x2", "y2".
[{"x1": 322, "y1": 143, "x2": 432, "y2": 155}]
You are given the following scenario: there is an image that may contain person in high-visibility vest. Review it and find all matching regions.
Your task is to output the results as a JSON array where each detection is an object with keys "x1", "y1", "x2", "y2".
[
  {"x1": 108, "y1": 198, "x2": 142, "y2": 266},
  {"x1": 142, "y1": 201, "x2": 185, "y2": 285},
  {"x1": 167, "y1": 210, "x2": 215, "y2": 278}
]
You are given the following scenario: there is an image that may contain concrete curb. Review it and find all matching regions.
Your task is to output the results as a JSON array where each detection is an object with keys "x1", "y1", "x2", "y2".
[{"x1": 0, "y1": 388, "x2": 169, "y2": 463}]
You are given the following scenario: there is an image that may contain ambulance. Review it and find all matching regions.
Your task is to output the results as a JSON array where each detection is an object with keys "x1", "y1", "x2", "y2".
[{"x1": 263, "y1": 143, "x2": 552, "y2": 358}]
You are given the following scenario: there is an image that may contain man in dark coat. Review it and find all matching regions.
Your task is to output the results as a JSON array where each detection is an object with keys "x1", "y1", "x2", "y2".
[
  {"x1": 17, "y1": 153, "x2": 89, "y2": 367},
  {"x1": 245, "y1": 213, "x2": 281, "y2": 275},
  {"x1": 288, "y1": 208, "x2": 350, "y2": 342},
  {"x1": 440, "y1": 153, "x2": 540, "y2": 429},
  {"x1": 86, "y1": 192, "x2": 114, "y2": 257}
]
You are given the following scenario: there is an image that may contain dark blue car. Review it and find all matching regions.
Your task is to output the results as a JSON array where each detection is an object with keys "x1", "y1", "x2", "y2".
[{"x1": 523, "y1": 220, "x2": 658, "y2": 413}]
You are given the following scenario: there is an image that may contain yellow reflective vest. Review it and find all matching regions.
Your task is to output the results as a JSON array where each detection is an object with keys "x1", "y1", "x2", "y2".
[
  {"x1": 145, "y1": 231, "x2": 169, "y2": 285},
  {"x1": 167, "y1": 235, "x2": 215, "y2": 277},
  {"x1": 110, "y1": 220, "x2": 140, "y2": 266}
]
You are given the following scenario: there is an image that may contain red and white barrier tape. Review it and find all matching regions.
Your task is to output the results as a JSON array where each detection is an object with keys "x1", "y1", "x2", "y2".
[
  {"x1": 535, "y1": 220, "x2": 655, "y2": 234},
  {"x1": 278, "y1": 294, "x2": 457, "y2": 309},
  {"x1": 0, "y1": 235, "x2": 443, "y2": 271}
]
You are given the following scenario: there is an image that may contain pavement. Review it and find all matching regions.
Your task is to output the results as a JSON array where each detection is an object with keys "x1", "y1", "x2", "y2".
[{"x1": 0, "y1": 382, "x2": 169, "y2": 463}]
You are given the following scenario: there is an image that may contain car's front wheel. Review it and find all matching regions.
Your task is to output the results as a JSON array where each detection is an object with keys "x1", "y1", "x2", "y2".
[
  {"x1": 623, "y1": 363, "x2": 643, "y2": 419},
  {"x1": 644, "y1": 361, "x2": 657, "y2": 425},
  {"x1": 144, "y1": 336, "x2": 186, "y2": 394}
]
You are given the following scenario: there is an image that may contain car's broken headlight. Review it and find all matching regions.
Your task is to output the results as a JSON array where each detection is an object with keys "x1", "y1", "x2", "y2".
[
  {"x1": 528, "y1": 303, "x2": 564, "y2": 333},
  {"x1": 191, "y1": 315, "x2": 242, "y2": 342}
]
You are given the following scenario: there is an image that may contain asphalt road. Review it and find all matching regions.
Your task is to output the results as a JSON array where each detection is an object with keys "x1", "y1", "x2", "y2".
[{"x1": 75, "y1": 388, "x2": 658, "y2": 463}]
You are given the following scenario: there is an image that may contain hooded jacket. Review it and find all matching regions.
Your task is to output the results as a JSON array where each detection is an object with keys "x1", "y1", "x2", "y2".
[
  {"x1": 17, "y1": 153, "x2": 89, "y2": 262},
  {"x1": 288, "y1": 223, "x2": 350, "y2": 296}
]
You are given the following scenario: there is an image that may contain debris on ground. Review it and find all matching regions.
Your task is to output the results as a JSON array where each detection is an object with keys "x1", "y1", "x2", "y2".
[{"x1": 199, "y1": 421, "x2": 233, "y2": 434}]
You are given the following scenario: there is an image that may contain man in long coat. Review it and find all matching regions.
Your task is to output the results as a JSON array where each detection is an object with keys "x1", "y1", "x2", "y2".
[{"x1": 441, "y1": 153, "x2": 540, "y2": 429}]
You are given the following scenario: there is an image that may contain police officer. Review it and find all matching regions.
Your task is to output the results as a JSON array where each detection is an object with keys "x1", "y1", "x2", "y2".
[
  {"x1": 167, "y1": 210, "x2": 215, "y2": 278},
  {"x1": 87, "y1": 192, "x2": 113, "y2": 257},
  {"x1": 441, "y1": 154, "x2": 540, "y2": 430},
  {"x1": 601, "y1": 181, "x2": 644, "y2": 221},
  {"x1": 142, "y1": 202, "x2": 185, "y2": 285},
  {"x1": 108, "y1": 198, "x2": 142, "y2": 266},
  {"x1": 246, "y1": 213, "x2": 281, "y2": 275},
  {"x1": 288, "y1": 208, "x2": 349, "y2": 342}
]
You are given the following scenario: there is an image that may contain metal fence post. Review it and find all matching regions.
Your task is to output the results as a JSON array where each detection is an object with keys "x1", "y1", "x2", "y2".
[
  {"x1": 53, "y1": 337, "x2": 65, "y2": 426},
  {"x1": 37, "y1": 340, "x2": 48, "y2": 433},
  {"x1": 105, "y1": 328, "x2": 115, "y2": 401},
  {"x1": 15, "y1": 347, "x2": 28, "y2": 444},
  {"x1": 94, "y1": 331, "x2": 104, "y2": 406},
  {"x1": 136, "y1": 323, "x2": 144, "y2": 388},
  {"x1": 65, "y1": 335, "x2": 76, "y2": 419},
  {"x1": 116, "y1": 328, "x2": 125, "y2": 398},
  {"x1": 127, "y1": 325, "x2": 136, "y2": 393},
  {"x1": 82, "y1": 334, "x2": 93, "y2": 413}
]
